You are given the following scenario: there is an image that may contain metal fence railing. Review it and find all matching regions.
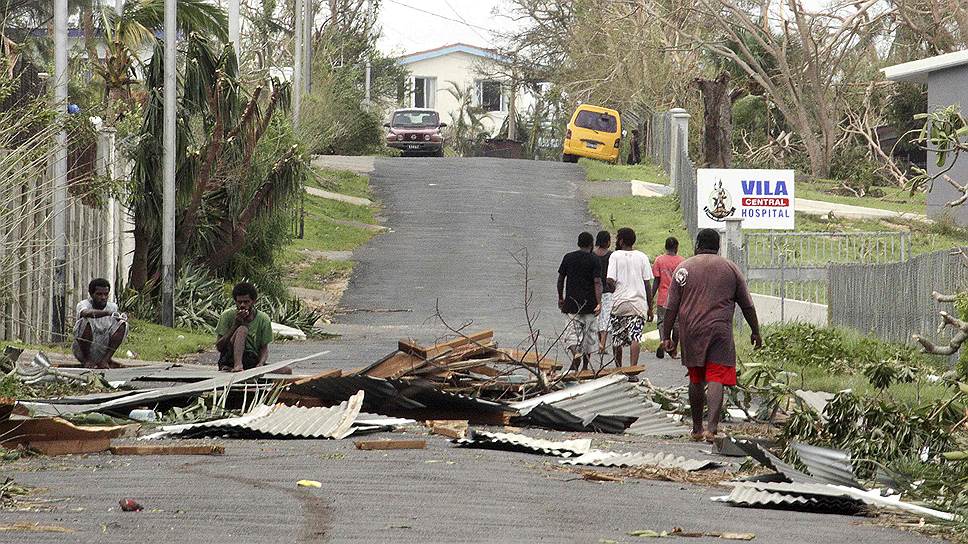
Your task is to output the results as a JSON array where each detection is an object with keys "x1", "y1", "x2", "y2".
[
  {"x1": 746, "y1": 231, "x2": 910, "y2": 304},
  {"x1": 829, "y1": 249, "x2": 968, "y2": 347}
]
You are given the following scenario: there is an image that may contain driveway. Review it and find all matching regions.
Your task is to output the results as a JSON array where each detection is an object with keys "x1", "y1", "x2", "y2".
[{"x1": 3, "y1": 158, "x2": 928, "y2": 543}]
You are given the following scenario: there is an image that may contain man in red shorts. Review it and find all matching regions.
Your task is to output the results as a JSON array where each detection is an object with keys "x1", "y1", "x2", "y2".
[{"x1": 661, "y1": 228, "x2": 762, "y2": 442}]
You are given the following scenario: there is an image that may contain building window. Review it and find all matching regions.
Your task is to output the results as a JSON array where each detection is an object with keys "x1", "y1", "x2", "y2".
[
  {"x1": 476, "y1": 80, "x2": 505, "y2": 112},
  {"x1": 412, "y1": 77, "x2": 435, "y2": 108}
]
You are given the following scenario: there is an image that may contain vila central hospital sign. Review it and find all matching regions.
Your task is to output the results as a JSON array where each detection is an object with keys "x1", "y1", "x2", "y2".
[{"x1": 697, "y1": 168, "x2": 796, "y2": 230}]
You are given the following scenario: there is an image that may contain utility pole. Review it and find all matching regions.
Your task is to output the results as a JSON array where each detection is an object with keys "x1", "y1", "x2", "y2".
[
  {"x1": 303, "y1": 0, "x2": 313, "y2": 93},
  {"x1": 52, "y1": 0, "x2": 68, "y2": 341},
  {"x1": 229, "y1": 0, "x2": 241, "y2": 60},
  {"x1": 364, "y1": 0, "x2": 374, "y2": 104},
  {"x1": 161, "y1": 0, "x2": 176, "y2": 327},
  {"x1": 116, "y1": 0, "x2": 124, "y2": 12},
  {"x1": 293, "y1": 0, "x2": 303, "y2": 128}
]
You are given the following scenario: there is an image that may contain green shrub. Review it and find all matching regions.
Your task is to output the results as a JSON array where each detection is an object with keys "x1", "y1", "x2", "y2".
[{"x1": 753, "y1": 322, "x2": 929, "y2": 375}]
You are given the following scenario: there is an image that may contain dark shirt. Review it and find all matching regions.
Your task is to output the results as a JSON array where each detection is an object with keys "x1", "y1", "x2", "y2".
[
  {"x1": 596, "y1": 250, "x2": 614, "y2": 293},
  {"x1": 558, "y1": 249, "x2": 601, "y2": 314}
]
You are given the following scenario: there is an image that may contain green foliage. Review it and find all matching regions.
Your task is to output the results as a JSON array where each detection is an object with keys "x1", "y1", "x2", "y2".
[
  {"x1": 829, "y1": 145, "x2": 884, "y2": 196},
  {"x1": 300, "y1": 70, "x2": 385, "y2": 155},
  {"x1": 752, "y1": 322, "x2": 931, "y2": 377},
  {"x1": 444, "y1": 81, "x2": 489, "y2": 157}
]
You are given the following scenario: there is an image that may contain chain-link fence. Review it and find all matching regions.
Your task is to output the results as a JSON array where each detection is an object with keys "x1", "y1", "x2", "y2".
[{"x1": 829, "y1": 249, "x2": 968, "y2": 347}]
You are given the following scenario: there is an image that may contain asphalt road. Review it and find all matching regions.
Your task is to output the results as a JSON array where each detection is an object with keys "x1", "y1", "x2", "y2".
[{"x1": 2, "y1": 157, "x2": 929, "y2": 543}]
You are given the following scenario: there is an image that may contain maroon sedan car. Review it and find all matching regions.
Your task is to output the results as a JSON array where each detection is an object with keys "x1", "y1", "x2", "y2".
[{"x1": 385, "y1": 108, "x2": 446, "y2": 157}]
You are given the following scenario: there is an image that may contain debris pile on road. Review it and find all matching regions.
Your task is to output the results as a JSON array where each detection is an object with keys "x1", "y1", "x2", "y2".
[{"x1": 1, "y1": 335, "x2": 684, "y2": 457}]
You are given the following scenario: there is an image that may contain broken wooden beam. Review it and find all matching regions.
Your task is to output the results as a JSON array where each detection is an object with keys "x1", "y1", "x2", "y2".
[
  {"x1": 354, "y1": 439, "x2": 426, "y2": 450},
  {"x1": 398, "y1": 330, "x2": 494, "y2": 359},
  {"x1": 426, "y1": 420, "x2": 469, "y2": 439},
  {"x1": 109, "y1": 444, "x2": 225, "y2": 456},
  {"x1": 562, "y1": 366, "x2": 646, "y2": 381}
]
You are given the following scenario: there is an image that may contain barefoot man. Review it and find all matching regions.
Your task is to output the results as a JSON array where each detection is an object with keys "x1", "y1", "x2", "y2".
[
  {"x1": 661, "y1": 229, "x2": 762, "y2": 442},
  {"x1": 73, "y1": 278, "x2": 128, "y2": 369},
  {"x1": 215, "y1": 282, "x2": 273, "y2": 372}
]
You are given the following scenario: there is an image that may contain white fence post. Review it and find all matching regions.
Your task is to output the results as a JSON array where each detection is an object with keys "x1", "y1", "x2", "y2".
[{"x1": 668, "y1": 108, "x2": 690, "y2": 193}]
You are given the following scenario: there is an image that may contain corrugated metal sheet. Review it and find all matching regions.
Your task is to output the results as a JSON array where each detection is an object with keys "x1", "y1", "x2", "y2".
[
  {"x1": 153, "y1": 391, "x2": 369, "y2": 439},
  {"x1": 790, "y1": 442, "x2": 861, "y2": 488},
  {"x1": 729, "y1": 438, "x2": 820, "y2": 484},
  {"x1": 711, "y1": 485, "x2": 863, "y2": 514},
  {"x1": 560, "y1": 451, "x2": 719, "y2": 471},
  {"x1": 734, "y1": 482, "x2": 957, "y2": 521},
  {"x1": 80, "y1": 353, "x2": 330, "y2": 414},
  {"x1": 511, "y1": 376, "x2": 686, "y2": 436},
  {"x1": 455, "y1": 430, "x2": 591, "y2": 457},
  {"x1": 288, "y1": 376, "x2": 512, "y2": 414},
  {"x1": 521, "y1": 404, "x2": 636, "y2": 433}
]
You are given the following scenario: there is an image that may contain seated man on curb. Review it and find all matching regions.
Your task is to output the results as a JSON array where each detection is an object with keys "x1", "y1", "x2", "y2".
[
  {"x1": 215, "y1": 282, "x2": 274, "y2": 373},
  {"x1": 73, "y1": 278, "x2": 128, "y2": 369}
]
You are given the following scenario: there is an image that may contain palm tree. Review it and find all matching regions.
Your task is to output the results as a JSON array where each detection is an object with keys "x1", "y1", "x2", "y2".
[
  {"x1": 444, "y1": 81, "x2": 487, "y2": 157},
  {"x1": 128, "y1": 33, "x2": 303, "y2": 289},
  {"x1": 94, "y1": 0, "x2": 228, "y2": 122}
]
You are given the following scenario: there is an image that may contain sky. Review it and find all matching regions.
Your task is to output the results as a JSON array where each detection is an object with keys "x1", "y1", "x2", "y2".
[{"x1": 377, "y1": 0, "x2": 514, "y2": 56}]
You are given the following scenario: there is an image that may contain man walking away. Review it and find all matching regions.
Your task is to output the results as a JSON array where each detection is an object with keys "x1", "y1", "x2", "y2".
[
  {"x1": 652, "y1": 237, "x2": 684, "y2": 359},
  {"x1": 661, "y1": 229, "x2": 762, "y2": 442},
  {"x1": 593, "y1": 230, "x2": 614, "y2": 354},
  {"x1": 628, "y1": 129, "x2": 641, "y2": 165},
  {"x1": 73, "y1": 278, "x2": 128, "y2": 369},
  {"x1": 557, "y1": 232, "x2": 602, "y2": 372},
  {"x1": 606, "y1": 227, "x2": 654, "y2": 368},
  {"x1": 215, "y1": 282, "x2": 274, "y2": 373}
]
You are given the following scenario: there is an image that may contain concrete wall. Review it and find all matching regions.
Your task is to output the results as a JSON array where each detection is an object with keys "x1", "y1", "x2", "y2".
[
  {"x1": 927, "y1": 66, "x2": 968, "y2": 224},
  {"x1": 399, "y1": 52, "x2": 533, "y2": 136},
  {"x1": 751, "y1": 293, "x2": 828, "y2": 326}
]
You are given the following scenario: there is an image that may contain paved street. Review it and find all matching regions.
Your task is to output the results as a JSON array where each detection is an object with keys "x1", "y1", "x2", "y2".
[{"x1": 3, "y1": 158, "x2": 928, "y2": 543}]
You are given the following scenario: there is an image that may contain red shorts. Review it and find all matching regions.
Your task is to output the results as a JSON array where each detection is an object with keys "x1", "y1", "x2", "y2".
[{"x1": 687, "y1": 363, "x2": 737, "y2": 386}]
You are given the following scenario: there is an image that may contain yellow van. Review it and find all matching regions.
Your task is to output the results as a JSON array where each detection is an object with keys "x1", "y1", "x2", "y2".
[{"x1": 562, "y1": 104, "x2": 622, "y2": 163}]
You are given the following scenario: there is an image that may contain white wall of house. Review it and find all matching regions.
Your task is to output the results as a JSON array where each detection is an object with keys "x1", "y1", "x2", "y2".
[{"x1": 399, "y1": 48, "x2": 535, "y2": 137}]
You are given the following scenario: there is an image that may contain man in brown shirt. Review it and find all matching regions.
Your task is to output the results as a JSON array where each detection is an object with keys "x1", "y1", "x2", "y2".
[{"x1": 661, "y1": 229, "x2": 762, "y2": 442}]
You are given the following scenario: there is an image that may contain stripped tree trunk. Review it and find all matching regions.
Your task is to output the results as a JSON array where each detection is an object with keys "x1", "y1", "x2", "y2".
[{"x1": 695, "y1": 72, "x2": 733, "y2": 168}]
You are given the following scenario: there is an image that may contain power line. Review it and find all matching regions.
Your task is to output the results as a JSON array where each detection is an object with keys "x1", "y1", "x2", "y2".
[
  {"x1": 384, "y1": 0, "x2": 495, "y2": 34},
  {"x1": 443, "y1": 0, "x2": 490, "y2": 44}
]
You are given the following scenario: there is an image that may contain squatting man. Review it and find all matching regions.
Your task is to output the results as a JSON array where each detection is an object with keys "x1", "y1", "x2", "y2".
[{"x1": 73, "y1": 278, "x2": 128, "y2": 369}]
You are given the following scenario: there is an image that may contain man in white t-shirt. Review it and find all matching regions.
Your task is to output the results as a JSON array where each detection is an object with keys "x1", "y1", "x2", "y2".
[
  {"x1": 72, "y1": 278, "x2": 128, "y2": 369},
  {"x1": 606, "y1": 227, "x2": 654, "y2": 367}
]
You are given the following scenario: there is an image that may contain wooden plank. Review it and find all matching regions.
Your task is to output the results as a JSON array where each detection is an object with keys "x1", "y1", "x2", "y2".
[
  {"x1": 398, "y1": 330, "x2": 494, "y2": 359},
  {"x1": 362, "y1": 351, "x2": 426, "y2": 378},
  {"x1": 562, "y1": 366, "x2": 646, "y2": 381},
  {"x1": 354, "y1": 439, "x2": 426, "y2": 450},
  {"x1": 497, "y1": 349, "x2": 562, "y2": 370},
  {"x1": 110, "y1": 444, "x2": 225, "y2": 456},
  {"x1": 426, "y1": 420, "x2": 468, "y2": 439}
]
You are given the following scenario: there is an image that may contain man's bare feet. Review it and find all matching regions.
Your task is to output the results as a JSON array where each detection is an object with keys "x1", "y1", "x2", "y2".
[
  {"x1": 690, "y1": 432, "x2": 704, "y2": 442},
  {"x1": 231, "y1": 365, "x2": 244, "y2": 372}
]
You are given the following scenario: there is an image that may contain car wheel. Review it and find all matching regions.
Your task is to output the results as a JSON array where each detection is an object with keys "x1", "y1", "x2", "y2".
[
  {"x1": 562, "y1": 153, "x2": 578, "y2": 163},
  {"x1": 434, "y1": 149, "x2": 444, "y2": 158}
]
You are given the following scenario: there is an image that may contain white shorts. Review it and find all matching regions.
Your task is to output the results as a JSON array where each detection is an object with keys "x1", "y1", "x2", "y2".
[
  {"x1": 597, "y1": 293, "x2": 614, "y2": 332},
  {"x1": 564, "y1": 312, "x2": 600, "y2": 355}
]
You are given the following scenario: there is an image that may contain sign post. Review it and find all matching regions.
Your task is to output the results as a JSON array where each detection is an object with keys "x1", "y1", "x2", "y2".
[{"x1": 697, "y1": 169, "x2": 796, "y2": 230}]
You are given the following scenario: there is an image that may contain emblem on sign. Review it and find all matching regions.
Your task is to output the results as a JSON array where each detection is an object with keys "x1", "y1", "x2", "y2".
[{"x1": 703, "y1": 180, "x2": 736, "y2": 222}]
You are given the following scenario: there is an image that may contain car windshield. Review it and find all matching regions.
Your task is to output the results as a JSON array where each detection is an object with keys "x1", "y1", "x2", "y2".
[
  {"x1": 575, "y1": 110, "x2": 617, "y2": 133},
  {"x1": 392, "y1": 111, "x2": 440, "y2": 127}
]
